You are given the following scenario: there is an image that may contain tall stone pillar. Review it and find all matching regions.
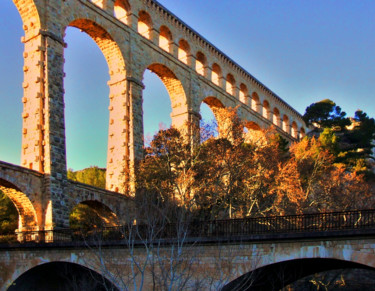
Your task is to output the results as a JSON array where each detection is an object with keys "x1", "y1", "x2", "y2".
[
  {"x1": 128, "y1": 77, "x2": 144, "y2": 188},
  {"x1": 106, "y1": 77, "x2": 144, "y2": 195},
  {"x1": 106, "y1": 78, "x2": 129, "y2": 194},
  {"x1": 41, "y1": 31, "x2": 69, "y2": 230},
  {"x1": 21, "y1": 29, "x2": 69, "y2": 230}
]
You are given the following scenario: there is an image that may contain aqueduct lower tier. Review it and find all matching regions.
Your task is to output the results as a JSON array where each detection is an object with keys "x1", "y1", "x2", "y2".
[
  {"x1": 8, "y1": 0, "x2": 307, "y2": 227},
  {"x1": 1, "y1": 235, "x2": 374, "y2": 290},
  {"x1": 0, "y1": 161, "x2": 133, "y2": 232}
]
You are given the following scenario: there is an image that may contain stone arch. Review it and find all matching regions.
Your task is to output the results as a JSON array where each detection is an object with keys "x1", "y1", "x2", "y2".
[
  {"x1": 282, "y1": 114, "x2": 290, "y2": 133},
  {"x1": 226, "y1": 73, "x2": 236, "y2": 96},
  {"x1": 273, "y1": 107, "x2": 281, "y2": 127},
  {"x1": 12, "y1": 0, "x2": 41, "y2": 36},
  {"x1": 114, "y1": 0, "x2": 131, "y2": 25},
  {"x1": 251, "y1": 92, "x2": 260, "y2": 113},
  {"x1": 300, "y1": 127, "x2": 306, "y2": 139},
  {"x1": 0, "y1": 178, "x2": 38, "y2": 231},
  {"x1": 239, "y1": 83, "x2": 248, "y2": 105},
  {"x1": 201, "y1": 97, "x2": 229, "y2": 137},
  {"x1": 243, "y1": 121, "x2": 265, "y2": 144},
  {"x1": 68, "y1": 19, "x2": 126, "y2": 78},
  {"x1": 9, "y1": 261, "x2": 119, "y2": 291},
  {"x1": 291, "y1": 121, "x2": 298, "y2": 138},
  {"x1": 178, "y1": 39, "x2": 190, "y2": 65},
  {"x1": 196, "y1": 51, "x2": 207, "y2": 76},
  {"x1": 145, "y1": 63, "x2": 188, "y2": 129},
  {"x1": 65, "y1": 18, "x2": 127, "y2": 193},
  {"x1": 262, "y1": 100, "x2": 270, "y2": 120},
  {"x1": 91, "y1": 0, "x2": 105, "y2": 9},
  {"x1": 222, "y1": 258, "x2": 375, "y2": 291},
  {"x1": 70, "y1": 200, "x2": 120, "y2": 228},
  {"x1": 244, "y1": 121, "x2": 261, "y2": 131},
  {"x1": 138, "y1": 10, "x2": 152, "y2": 39},
  {"x1": 211, "y1": 63, "x2": 222, "y2": 86},
  {"x1": 159, "y1": 25, "x2": 173, "y2": 53}
]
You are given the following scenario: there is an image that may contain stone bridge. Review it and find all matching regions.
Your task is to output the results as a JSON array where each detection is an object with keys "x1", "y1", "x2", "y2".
[
  {"x1": 0, "y1": 161, "x2": 133, "y2": 234},
  {"x1": 0, "y1": 231, "x2": 374, "y2": 290},
  {"x1": 2, "y1": 0, "x2": 308, "y2": 229}
]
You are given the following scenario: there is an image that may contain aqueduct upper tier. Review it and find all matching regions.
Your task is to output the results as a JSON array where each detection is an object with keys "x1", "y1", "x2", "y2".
[{"x1": 7, "y1": 0, "x2": 307, "y2": 228}]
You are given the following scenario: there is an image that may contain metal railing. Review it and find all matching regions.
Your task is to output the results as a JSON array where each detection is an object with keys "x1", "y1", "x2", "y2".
[{"x1": 2, "y1": 209, "x2": 375, "y2": 245}]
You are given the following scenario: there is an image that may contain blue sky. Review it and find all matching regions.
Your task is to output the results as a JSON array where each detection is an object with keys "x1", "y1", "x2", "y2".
[{"x1": 0, "y1": 0, "x2": 374, "y2": 170}]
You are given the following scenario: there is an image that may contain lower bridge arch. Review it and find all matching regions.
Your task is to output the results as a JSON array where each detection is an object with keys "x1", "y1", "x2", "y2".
[
  {"x1": 222, "y1": 258, "x2": 375, "y2": 290},
  {"x1": 69, "y1": 199, "x2": 120, "y2": 229},
  {"x1": 7, "y1": 261, "x2": 118, "y2": 291},
  {"x1": 0, "y1": 178, "x2": 38, "y2": 231}
]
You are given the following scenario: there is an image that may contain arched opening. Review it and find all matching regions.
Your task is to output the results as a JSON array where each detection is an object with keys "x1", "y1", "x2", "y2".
[
  {"x1": 178, "y1": 39, "x2": 190, "y2": 65},
  {"x1": 291, "y1": 121, "x2": 298, "y2": 138},
  {"x1": 226, "y1": 73, "x2": 236, "y2": 96},
  {"x1": 240, "y1": 83, "x2": 248, "y2": 104},
  {"x1": 251, "y1": 92, "x2": 260, "y2": 113},
  {"x1": 9, "y1": 262, "x2": 119, "y2": 291},
  {"x1": 143, "y1": 64, "x2": 187, "y2": 141},
  {"x1": 262, "y1": 100, "x2": 270, "y2": 120},
  {"x1": 159, "y1": 25, "x2": 173, "y2": 53},
  {"x1": 64, "y1": 27, "x2": 109, "y2": 172},
  {"x1": 114, "y1": 0, "x2": 131, "y2": 25},
  {"x1": 138, "y1": 11, "x2": 152, "y2": 39},
  {"x1": 0, "y1": 178, "x2": 38, "y2": 233},
  {"x1": 63, "y1": 23, "x2": 112, "y2": 182},
  {"x1": 142, "y1": 69, "x2": 172, "y2": 145},
  {"x1": 282, "y1": 114, "x2": 290, "y2": 133},
  {"x1": 200, "y1": 102, "x2": 218, "y2": 141},
  {"x1": 243, "y1": 121, "x2": 264, "y2": 144},
  {"x1": 70, "y1": 200, "x2": 119, "y2": 230},
  {"x1": 287, "y1": 267, "x2": 375, "y2": 289},
  {"x1": 211, "y1": 63, "x2": 222, "y2": 87},
  {"x1": 300, "y1": 127, "x2": 306, "y2": 139},
  {"x1": 91, "y1": 0, "x2": 105, "y2": 9},
  {"x1": 222, "y1": 258, "x2": 375, "y2": 291},
  {"x1": 244, "y1": 121, "x2": 261, "y2": 131},
  {"x1": 273, "y1": 107, "x2": 281, "y2": 127},
  {"x1": 0, "y1": 188, "x2": 18, "y2": 240},
  {"x1": 200, "y1": 97, "x2": 226, "y2": 139},
  {"x1": 196, "y1": 51, "x2": 206, "y2": 76},
  {"x1": 0, "y1": 2, "x2": 26, "y2": 166}
]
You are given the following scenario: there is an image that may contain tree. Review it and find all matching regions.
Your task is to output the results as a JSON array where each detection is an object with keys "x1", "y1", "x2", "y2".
[
  {"x1": 0, "y1": 190, "x2": 18, "y2": 235},
  {"x1": 274, "y1": 137, "x2": 372, "y2": 214},
  {"x1": 137, "y1": 127, "x2": 196, "y2": 209},
  {"x1": 68, "y1": 166, "x2": 106, "y2": 189},
  {"x1": 336, "y1": 110, "x2": 375, "y2": 175},
  {"x1": 304, "y1": 100, "x2": 375, "y2": 177},
  {"x1": 303, "y1": 99, "x2": 350, "y2": 129}
]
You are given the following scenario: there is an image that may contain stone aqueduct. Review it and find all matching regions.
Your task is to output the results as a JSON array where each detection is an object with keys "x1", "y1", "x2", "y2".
[
  {"x1": 1, "y1": 0, "x2": 308, "y2": 232},
  {"x1": 2, "y1": 1, "x2": 375, "y2": 290}
]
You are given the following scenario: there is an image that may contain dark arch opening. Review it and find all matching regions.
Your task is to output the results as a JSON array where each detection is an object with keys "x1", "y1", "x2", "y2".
[
  {"x1": 222, "y1": 258, "x2": 375, "y2": 291},
  {"x1": 70, "y1": 200, "x2": 119, "y2": 230},
  {"x1": 8, "y1": 261, "x2": 119, "y2": 291},
  {"x1": 0, "y1": 182, "x2": 19, "y2": 237}
]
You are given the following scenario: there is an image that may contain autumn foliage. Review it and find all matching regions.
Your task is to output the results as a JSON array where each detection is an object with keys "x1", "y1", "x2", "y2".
[{"x1": 137, "y1": 107, "x2": 374, "y2": 220}]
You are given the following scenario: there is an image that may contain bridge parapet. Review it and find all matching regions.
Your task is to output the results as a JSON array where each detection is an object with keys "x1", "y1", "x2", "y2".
[{"x1": 2, "y1": 209, "x2": 374, "y2": 245}]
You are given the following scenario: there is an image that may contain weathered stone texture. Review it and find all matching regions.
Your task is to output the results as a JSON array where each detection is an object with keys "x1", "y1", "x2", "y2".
[
  {"x1": 5, "y1": 0, "x2": 307, "y2": 230},
  {"x1": 1, "y1": 236, "x2": 374, "y2": 290}
]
